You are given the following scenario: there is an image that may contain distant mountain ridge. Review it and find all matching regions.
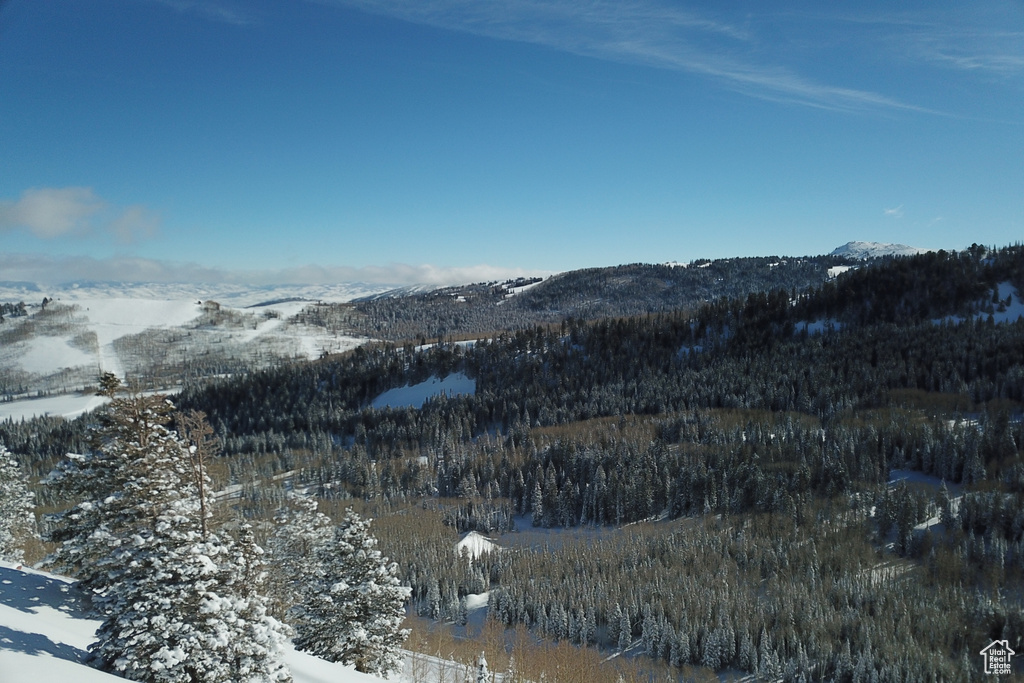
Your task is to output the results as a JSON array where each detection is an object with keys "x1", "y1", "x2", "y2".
[
  {"x1": 0, "y1": 281, "x2": 396, "y2": 308},
  {"x1": 0, "y1": 245, "x2": 949, "y2": 401},
  {"x1": 831, "y1": 241, "x2": 931, "y2": 259}
]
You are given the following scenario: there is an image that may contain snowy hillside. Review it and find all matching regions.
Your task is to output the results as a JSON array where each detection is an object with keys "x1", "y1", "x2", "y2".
[
  {"x1": 831, "y1": 241, "x2": 931, "y2": 259},
  {"x1": 0, "y1": 560, "x2": 416, "y2": 683},
  {"x1": 0, "y1": 281, "x2": 397, "y2": 405}
]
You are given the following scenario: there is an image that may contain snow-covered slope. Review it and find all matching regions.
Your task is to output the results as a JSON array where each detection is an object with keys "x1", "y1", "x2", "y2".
[
  {"x1": 455, "y1": 531, "x2": 499, "y2": 560},
  {"x1": 370, "y1": 373, "x2": 476, "y2": 410},
  {"x1": 934, "y1": 281, "x2": 1024, "y2": 325},
  {"x1": 0, "y1": 560, "x2": 395, "y2": 683},
  {"x1": 0, "y1": 393, "x2": 113, "y2": 423},
  {"x1": 0, "y1": 282, "x2": 397, "y2": 402},
  {"x1": 831, "y1": 241, "x2": 931, "y2": 259}
]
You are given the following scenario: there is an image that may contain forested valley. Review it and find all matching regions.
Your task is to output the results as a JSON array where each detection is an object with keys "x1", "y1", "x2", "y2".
[{"x1": 3, "y1": 245, "x2": 1023, "y2": 681}]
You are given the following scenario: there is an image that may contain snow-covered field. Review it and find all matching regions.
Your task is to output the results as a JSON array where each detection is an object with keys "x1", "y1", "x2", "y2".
[
  {"x1": 0, "y1": 393, "x2": 111, "y2": 422},
  {"x1": 0, "y1": 282, "x2": 392, "y2": 310},
  {"x1": 797, "y1": 318, "x2": 844, "y2": 335},
  {"x1": 370, "y1": 373, "x2": 476, "y2": 410},
  {"x1": 0, "y1": 282, "x2": 394, "y2": 402}
]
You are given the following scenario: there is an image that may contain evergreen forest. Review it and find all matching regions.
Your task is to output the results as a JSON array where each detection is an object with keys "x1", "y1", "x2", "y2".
[{"x1": 3, "y1": 245, "x2": 1023, "y2": 681}]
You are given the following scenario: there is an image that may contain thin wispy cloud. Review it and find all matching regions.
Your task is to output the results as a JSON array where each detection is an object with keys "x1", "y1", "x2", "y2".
[
  {"x1": 912, "y1": 30, "x2": 1024, "y2": 75},
  {"x1": 884, "y1": 205, "x2": 904, "y2": 218},
  {"x1": 0, "y1": 187, "x2": 161, "y2": 244},
  {"x1": 0, "y1": 253, "x2": 549, "y2": 287},
  {"x1": 314, "y1": 0, "x2": 931, "y2": 113},
  {"x1": 830, "y1": 10, "x2": 1024, "y2": 76},
  {"x1": 138, "y1": 0, "x2": 251, "y2": 26}
]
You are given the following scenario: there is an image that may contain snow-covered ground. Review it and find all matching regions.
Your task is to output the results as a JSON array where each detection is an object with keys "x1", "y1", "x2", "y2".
[
  {"x1": 827, "y1": 265, "x2": 855, "y2": 279},
  {"x1": 991, "y1": 281, "x2": 1024, "y2": 322},
  {"x1": 0, "y1": 560, "x2": 452, "y2": 683},
  {"x1": 934, "y1": 281, "x2": 1024, "y2": 326},
  {"x1": 455, "y1": 531, "x2": 499, "y2": 560},
  {"x1": 0, "y1": 282, "x2": 393, "y2": 309},
  {"x1": 887, "y1": 468, "x2": 957, "y2": 490},
  {"x1": 0, "y1": 282, "x2": 393, "y2": 401},
  {"x1": 0, "y1": 393, "x2": 110, "y2": 422},
  {"x1": 370, "y1": 373, "x2": 476, "y2": 410},
  {"x1": 0, "y1": 387, "x2": 183, "y2": 423}
]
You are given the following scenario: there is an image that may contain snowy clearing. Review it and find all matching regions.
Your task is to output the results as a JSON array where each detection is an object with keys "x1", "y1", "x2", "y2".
[
  {"x1": 827, "y1": 265, "x2": 855, "y2": 279},
  {"x1": 933, "y1": 281, "x2": 1024, "y2": 326},
  {"x1": 0, "y1": 393, "x2": 110, "y2": 422},
  {"x1": 887, "y1": 468, "x2": 956, "y2": 491},
  {"x1": 0, "y1": 388, "x2": 182, "y2": 423},
  {"x1": 370, "y1": 373, "x2": 476, "y2": 410},
  {"x1": 12, "y1": 337, "x2": 96, "y2": 376},
  {"x1": 455, "y1": 531, "x2": 499, "y2": 560}
]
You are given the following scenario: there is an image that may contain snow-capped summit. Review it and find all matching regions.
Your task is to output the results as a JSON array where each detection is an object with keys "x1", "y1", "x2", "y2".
[{"x1": 831, "y1": 241, "x2": 931, "y2": 260}]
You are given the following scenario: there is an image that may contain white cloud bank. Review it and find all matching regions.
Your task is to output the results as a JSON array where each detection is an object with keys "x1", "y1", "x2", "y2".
[
  {"x1": 0, "y1": 187, "x2": 162, "y2": 244},
  {"x1": 0, "y1": 252, "x2": 549, "y2": 287}
]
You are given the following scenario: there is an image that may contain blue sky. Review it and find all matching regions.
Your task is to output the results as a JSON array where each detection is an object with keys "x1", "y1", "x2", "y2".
[{"x1": 1, "y1": 0, "x2": 1021, "y2": 285}]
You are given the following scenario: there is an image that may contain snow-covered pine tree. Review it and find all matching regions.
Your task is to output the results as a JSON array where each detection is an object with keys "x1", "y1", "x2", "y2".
[
  {"x1": 47, "y1": 376, "x2": 291, "y2": 683},
  {"x1": 266, "y1": 492, "x2": 335, "y2": 616},
  {"x1": 43, "y1": 372, "x2": 177, "y2": 587},
  {"x1": 0, "y1": 442, "x2": 36, "y2": 563},
  {"x1": 289, "y1": 505, "x2": 410, "y2": 675},
  {"x1": 92, "y1": 520, "x2": 292, "y2": 683},
  {"x1": 205, "y1": 523, "x2": 294, "y2": 683}
]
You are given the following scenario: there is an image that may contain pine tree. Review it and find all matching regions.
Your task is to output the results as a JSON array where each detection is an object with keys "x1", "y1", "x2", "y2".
[
  {"x1": 475, "y1": 651, "x2": 489, "y2": 683},
  {"x1": 531, "y1": 480, "x2": 544, "y2": 527},
  {"x1": 287, "y1": 504, "x2": 411, "y2": 675},
  {"x1": 0, "y1": 443, "x2": 35, "y2": 563},
  {"x1": 47, "y1": 377, "x2": 291, "y2": 683},
  {"x1": 618, "y1": 610, "x2": 632, "y2": 651},
  {"x1": 266, "y1": 493, "x2": 335, "y2": 615},
  {"x1": 43, "y1": 376, "x2": 178, "y2": 586},
  {"x1": 216, "y1": 524, "x2": 294, "y2": 683}
]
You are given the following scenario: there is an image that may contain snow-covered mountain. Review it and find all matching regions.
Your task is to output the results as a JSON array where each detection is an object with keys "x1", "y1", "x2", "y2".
[
  {"x1": 0, "y1": 281, "x2": 399, "y2": 411},
  {"x1": 831, "y1": 241, "x2": 931, "y2": 259}
]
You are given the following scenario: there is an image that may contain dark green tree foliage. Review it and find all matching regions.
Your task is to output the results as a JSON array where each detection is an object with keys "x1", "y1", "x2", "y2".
[{"x1": 171, "y1": 247, "x2": 1024, "y2": 466}]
